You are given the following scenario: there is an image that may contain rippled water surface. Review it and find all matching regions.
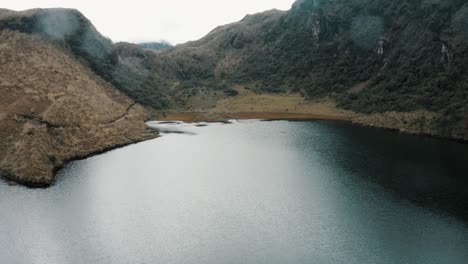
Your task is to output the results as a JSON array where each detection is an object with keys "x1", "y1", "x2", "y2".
[{"x1": 1, "y1": 120, "x2": 468, "y2": 264}]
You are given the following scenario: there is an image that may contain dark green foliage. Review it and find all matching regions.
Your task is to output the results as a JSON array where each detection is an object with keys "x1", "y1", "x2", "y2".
[
  {"x1": 111, "y1": 63, "x2": 169, "y2": 109},
  {"x1": 196, "y1": 0, "x2": 468, "y2": 119},
  {"x1": 145, "y1": 0, "x2": 467, "y2": 136},
  {"x1": 2, "y1": 2, "x2": 467, "y2": 122},
  {"x1": 350, "y1": 16, "x2": 384, "y2": 49}
]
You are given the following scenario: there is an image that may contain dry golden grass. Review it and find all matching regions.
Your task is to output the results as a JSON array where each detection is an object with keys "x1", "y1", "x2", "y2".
[
  {"x1": 160, "y1": 86, "x2": 467, "y2": 142},
  {"x1": 160, "y1": 86, "x2": 356, "y2": 122},
  {"x1": 212, "y1": 87, "x2": 354, "y2": 117},
  {"x1": 0, "y1": 31, "x2": 156, "y2": 186}
]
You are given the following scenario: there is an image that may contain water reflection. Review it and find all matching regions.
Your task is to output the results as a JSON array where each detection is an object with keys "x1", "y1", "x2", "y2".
[
  {"x1": 0, "y1": 120, "x2": 467, "y2": 264},
  {"x1": 299, "y1": 121, "x2": 468, "y2": 220}
]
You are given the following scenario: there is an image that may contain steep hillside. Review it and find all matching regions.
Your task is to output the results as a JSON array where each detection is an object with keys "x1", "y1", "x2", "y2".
[
  {"x1": 149, "y1": 0, "x2": 468, "y2": 140},
  {"x1": 0, "y1": 29, "x2": 156, "y2": 186},
  {"x1": 1, "y1": 1, "x2": 467, "y2": 187},
  {"x1": 0, "y1": 8, "x2": 171, "y2": 109},
  {"x1": 4, "y1": 3, "x2": 465, "y2": 142}
]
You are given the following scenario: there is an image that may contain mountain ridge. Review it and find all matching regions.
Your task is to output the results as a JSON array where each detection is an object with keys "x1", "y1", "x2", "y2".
[
  {"x1": 1, "y1": 1, "x2": 468, "y2": 186},
  {"x1": 148, "y1": 0, "x2": 468, "y2": 140}
]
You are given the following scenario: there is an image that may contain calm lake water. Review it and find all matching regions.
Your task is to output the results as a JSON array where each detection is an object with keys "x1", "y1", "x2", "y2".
[{"x1": 1, "y1": 120, "x2": 468, "y2": 264}]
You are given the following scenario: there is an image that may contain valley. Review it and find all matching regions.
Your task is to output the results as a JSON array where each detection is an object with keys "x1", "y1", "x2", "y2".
[
  {"x1": 1, "y1": 1, "x2": 468, "y2": 262},
  {"x1": 1, "y1": 0, "x2": 467, "y2": 186}
]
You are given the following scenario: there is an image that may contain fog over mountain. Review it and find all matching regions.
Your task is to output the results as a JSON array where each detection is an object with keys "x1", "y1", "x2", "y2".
[{"x1": 2, "y1": 0, "x2": 296, "y2": 44}]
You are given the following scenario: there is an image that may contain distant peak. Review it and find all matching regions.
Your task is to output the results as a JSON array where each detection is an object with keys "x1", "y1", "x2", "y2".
[{"x1": 138, "y1": 41, "x2": 173, "y2": 51}]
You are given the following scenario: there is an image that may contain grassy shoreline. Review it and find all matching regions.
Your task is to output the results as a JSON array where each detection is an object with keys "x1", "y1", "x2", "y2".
[
  {"x1": 1, "y1": 131, "x2": 158, "y2": 188},
  {"x1": 4, "y1": 88, "x2": 465, "y2": 188},
  {"x1": 162, "y1": 86, "x2": 468, "y2": 142},
  {"x1": 157, "y1": 111, "x2": 353, "y2": 123},
  {"x1": 0, "y1": 105, "x2": 158, "y2": 188}
]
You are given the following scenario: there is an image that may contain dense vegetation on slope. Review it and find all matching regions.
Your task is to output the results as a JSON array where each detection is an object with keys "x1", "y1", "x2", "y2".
[
  {"x1": 1, "y1": 2, "x2": 466, "y2": 187},
  {"x1": 1, "y1": 2, "x2": 467, "y2": 139},
  {"x1": 150, "y1": 0, "x2": 468, "y2": 138},
  {"x1": 284, "y1": 0, "x2": 468, "y2": 113},
  {"x1": 155, "y1": 0, "x2": 467, "y2": 109}
]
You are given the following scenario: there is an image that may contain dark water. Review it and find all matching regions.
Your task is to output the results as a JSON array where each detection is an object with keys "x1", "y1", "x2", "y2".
[{"x1": 1, "y1": 120, "x2": 468, "y2": 264}]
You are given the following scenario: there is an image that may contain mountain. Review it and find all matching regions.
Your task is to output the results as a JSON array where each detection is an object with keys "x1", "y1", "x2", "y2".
[
  {"x1": 0, "y1": 9, "x2": 157, "y2": 186},
  {"x1": 138, "y1": 41, "x2": 173, "y2": 51},
  {"x1": 1, "y1": 1, "x2": 467, "y2": 186},
  {"x1": 145, "y1": 0, "x2": 468, "y2": 140},
  {"x1": 0, "y1": 8, "x2": 172, "y2": 109}
]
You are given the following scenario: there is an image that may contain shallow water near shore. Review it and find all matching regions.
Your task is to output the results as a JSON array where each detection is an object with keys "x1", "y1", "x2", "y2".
[{"x1": 1, "y1": 120, "x2": 468, "y2": 264}]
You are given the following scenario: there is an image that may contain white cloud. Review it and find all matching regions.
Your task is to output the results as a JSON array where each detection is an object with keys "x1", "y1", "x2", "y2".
[{"x1": 3, "y1": 0, "x2": 295, "y2": 44}]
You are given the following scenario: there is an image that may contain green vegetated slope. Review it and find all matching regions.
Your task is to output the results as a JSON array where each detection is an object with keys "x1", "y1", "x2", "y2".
[
  {"x1": 149, "y1": 0, "x2": 468, "y2": 139},
  {"x1": 1, "y1": 1, "x2": 467, "y2": 140}
]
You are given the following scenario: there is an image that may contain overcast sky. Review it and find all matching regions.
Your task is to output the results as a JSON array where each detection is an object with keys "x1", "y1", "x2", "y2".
[{"x1": 3, "y1": 0, "x2": 296, "y2": 44}]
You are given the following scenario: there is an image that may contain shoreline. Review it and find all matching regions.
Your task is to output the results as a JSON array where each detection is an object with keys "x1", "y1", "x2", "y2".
[
  {"x1": 4, "y1": 110, "x2": 466, "y2": 189},
  {"x1": 157, "y1": 111, "x2": 468, "y2": 144},
  {"x1": 157, "y1": 111, "x2": 353, "y2": 123},
  {"x1": 1, "y1": 131, "x2": 159, "y2": 189},
  {"x1": 0, "y1": 103, "x2": 159, "y2": 188}
]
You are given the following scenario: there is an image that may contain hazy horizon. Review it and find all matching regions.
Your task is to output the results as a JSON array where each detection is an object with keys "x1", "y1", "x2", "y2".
[{"x1": 2, "y1": 0, "x2": 295, "y2": 44}]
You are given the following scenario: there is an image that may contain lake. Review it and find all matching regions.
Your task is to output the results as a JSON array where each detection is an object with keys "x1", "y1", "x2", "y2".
[{"x1": 1, "y1": 120, "x2": 467, "y2": 264}]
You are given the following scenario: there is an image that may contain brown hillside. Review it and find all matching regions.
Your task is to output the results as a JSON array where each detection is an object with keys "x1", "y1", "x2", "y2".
[{"x1": 0, "y1": 30, "x2": 156, "y2": 186}]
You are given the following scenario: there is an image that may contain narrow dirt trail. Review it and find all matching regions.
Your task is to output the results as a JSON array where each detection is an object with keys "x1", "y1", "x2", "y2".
[{"x1": 104, "y1": 102, "x2": 137, "y2": 125}]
